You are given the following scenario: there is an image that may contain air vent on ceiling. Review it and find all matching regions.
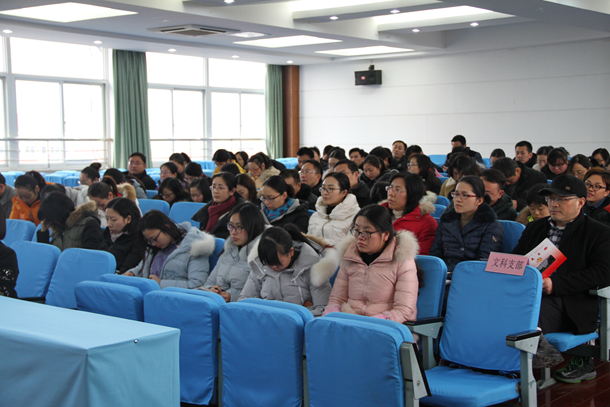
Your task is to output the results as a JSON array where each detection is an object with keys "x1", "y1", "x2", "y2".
[{"x1": 149, "y1": 24, "x2": 239, "y2": 37}]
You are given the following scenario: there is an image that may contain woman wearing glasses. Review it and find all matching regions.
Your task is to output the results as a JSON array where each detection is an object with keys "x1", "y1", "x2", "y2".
[
  {"x1": 321, "y1": 204, "x2": 419, "y2": 323},
  {"x1": 582, "y1": 167, "x2": 610, "y2": 223},
  {"x1": 381, "y1": 173, "x2": 437, "y2": 255},
  {"x1": 408, "y1": 154, "x2": 442, "y2": 195},
  {"x1": 123, "y1": 210, "x2": 215, "y2": 288},
  {"x1": 239, "y1": 225, "x2": 331, "y2": 316},
  {"x1": 200, "y1": 203, "x2": 266, "y2": 302},
  {"x1": 259, "y1": 176, "x2": 309, "y2": 233},
  {"x1": 247, "y1": 153, "x2": 281, "y2": 195},
  {"x1": 192, "y1": 172, "x2": 244, "y2": 239},
  {"x1": 153, "y1": 177, "x2": 191, "y2": 208},
  {"x1": 430, "y1": 176, "x2": 503, "y2": 276},
  {"x1": 158, "y1": 161, "x2": 187, "y2": 189},
  {"x1": 307, "y1": 172, "x2": 360, "y2": 246}
]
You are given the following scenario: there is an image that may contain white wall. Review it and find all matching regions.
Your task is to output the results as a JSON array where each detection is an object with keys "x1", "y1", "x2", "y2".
[{"x1": 300, "y1": 39, "x2": 610, "y2": 159}]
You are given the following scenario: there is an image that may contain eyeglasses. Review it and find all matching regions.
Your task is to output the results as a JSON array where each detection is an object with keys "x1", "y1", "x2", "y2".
[
  {"x1": 145, "y1": 230, "x2": 162, "y2": 245},
  {"x1": 386, "y1": 185, "x2": 406, "y2": 194},
  {"x1": 350, "y1": 227, "x2": 380, "y2": 240},
  {"x1": 261, "y1": 194, "x2": 281, "y2": 202},
  {"x1": 210, "y1": 185, "x2": 227, "y2": 191},
  {"x1": 160, "y1": 191, "x2": 175, "y2": 199},
  {"x1": 160, "y1": 171, "x2": 173, "y2": 176},
  {"x1": 227, "y1": 223, "x2": 244, "y2": 234},
  {"x1": 320, "y1": 186, "x2": 341, "y2": 194},
  {"x1": 549, "y1": 163, "x2": 566, "y2": 169},
  {"x1": 545, "y1": 196, "x2": 579, "y2": 205},
  {"x1": 407, "y1": 163, "x2": 418, "y2": 167},
  {"x1": 451, "y1": 191, "x2": 477, "y2": 200},
  {"x1": 299, "y1": 170, "x2": 316, "y2": 175},
  {"x1": 585, "y1": 181, "x2": 607, "y2": 192}
]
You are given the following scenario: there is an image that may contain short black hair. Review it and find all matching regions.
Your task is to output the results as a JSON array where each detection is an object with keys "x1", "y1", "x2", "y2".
[
  {"x1": 301, "y1": 159, "x2": 322, "y2": 175},
  {"x1": 480, "y1": 169, "x2": 507, "y2": 191},
  {"x1": 296, "y1": 147, "x2": 314, "y2": 159},
  {"x1": 491, "y1": 157, "x2": 519, "y2": 178},
  {"x1": 38, "y1": 192, "x2": 75, "y2": 232},
  {"x1": 81, "y1": 166, "x2": 100, "y2": 182},
  {"x1": 311, "y1": 146, "x2": 321, "y2": 156},
  {"x1": 392, "y1": 140, "x2": 407, "y2": 150},
  {"x1": 515, "y1": 141, "x2": 533, "y2": 153},
  {"x1": 279, "y1": 169, "x2": 300, "y2": 184},
  {"x1": 184, "y1": 162, "x2": 203, "y2": 177},
  {"x1": 328, "y1": 148, "x2": 347, "y2": 160},
  {"x1": 262, "y1": 175, "x2": 295, "y2": 200},
  {"x1": 490, "y1": 149, "x2": 506, "y2": 159},
  {"x1": 362, "y1": 155, "x2": 385, "y2": 172},
  {"x1": 334, "y1": 159, "x2": 358, "y2": 173},
  {"x1": 323, "y1": 145, "x2": 335, "y2": 156},
  {"x1": 369, "y1": 146, "x2": 390, "y2": 163},
  {"x1": 88, "y1": 177, "x2": 120, "y2": 199},
  {"x1": 547, "y1": 148, "x2": 570, "y2": 166},
  {"x1": 129, "y1": 152, "x2": 147, "y2": 165},
  {"x1": 220, "y1": 163, "x2": 241, "y2": 176},
  {"x1": 212, "y1": 149, "x2": 231, "y2": 163},
  {"x1": 536, "y1": 146, "x2": 554, "y2": 156},
  {"x1": 0, "y1": 173, "x2": 5, "y2": 185},
  {"x1": 103, "y1": 168, "x2": 125, "y2": 184},
  {"x1": 14, "y1": 174, "x2": 39, "y2": 192},
  {"x1": 161, "y1": 162, "x2": 184, "y2": 181},
  {"x1": 451, "y1": 135, "x2": 466, "y2": 145},
  {"x1": 349, "y1": 147, "x2": 366, "y2": 157},
  {"x1": 526, "y1": 183, "x2": 549, "y2": 206}
]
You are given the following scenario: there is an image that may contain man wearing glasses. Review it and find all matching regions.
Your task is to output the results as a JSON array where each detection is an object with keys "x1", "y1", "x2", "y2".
[{"x1": 512, "y1": 175, "x2": 610, "y2": 382}]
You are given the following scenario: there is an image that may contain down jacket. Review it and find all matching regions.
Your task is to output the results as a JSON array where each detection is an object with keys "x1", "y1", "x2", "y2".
[
  {"x1": 239, "y1": 240, "x2": 332, "y2": 316},
  {"x1": 249, "y1": 166, "x2": 281, "y2": 195},
  {"x1": 125, "y1": 222, "x2": 216, "y2": 289},
  {"x1": 10, "y1": 195, "x2": 41, "y2": 225},
  {"x1": 37, "y1": 201, "x2": 102, "y2": 252},
  {"x1": 321, "y1": 231, "x2": 420, "y2": 323},
  {"x1": 381, "y1": 201, "x2": 437, "y2": 255},
  {"x1": 307, "y1": 193, "x2": 360, "y2": 246},
  {"x1": 203, "y1": 233, "x2": 262, "y2": 302},
  {"x1": 262, "y1": 198, "x2": 310, "y2": 233},
  {"x1": 429, "y1": 203, "x2": 503, "y2": 275}
]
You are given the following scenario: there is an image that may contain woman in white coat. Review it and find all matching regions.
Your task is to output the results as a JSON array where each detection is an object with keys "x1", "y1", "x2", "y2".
[{"x1": 307, "y1": 172, "x2": 360, "y2": 247}]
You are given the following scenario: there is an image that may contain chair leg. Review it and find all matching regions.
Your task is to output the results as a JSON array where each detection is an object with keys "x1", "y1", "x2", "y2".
[
  {"x1": 421, "y1": 336, "x2": 437, "y2": 370},
  {"x1": 537, "y1": 367, "x2": 556, "y2": 390},
  {"x1": 520, "y1": 351, "x2": 537, "y2": 407}
]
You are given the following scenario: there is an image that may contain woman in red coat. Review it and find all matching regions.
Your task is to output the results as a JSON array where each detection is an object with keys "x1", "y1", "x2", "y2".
[{"x1": 381, "y1": 172, "x2": 438, "y2": 255}]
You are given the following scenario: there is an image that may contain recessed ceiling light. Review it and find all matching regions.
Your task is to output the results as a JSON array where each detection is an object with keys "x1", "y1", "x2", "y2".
[
  {"x1": 232, "y1": 55, "x2": 240, "y2": 58},
  {"x1": 292, "y1": 0, "x2": 390, "y2": 12},
  {"x1": 470, "y1": 22, "x2": 479, "y2": 26},
  {"x1": 93, "y1": 40, "x2": 102, "y2": 44},
  {"x1": 316, "y1": 46, "x2": 413, "y2": 56},
  {"x1": 168, "y1": 48, "x2": 177, "y2": 52},
  {"x1": 235, "y1": 35, "x2": 342, "y2": 48},
  {"x1": 2, "y1": 29, "x2": 12, "y2": 34},
  {"x1": 229, "y1": 31, "x2": 266, "y2": 38},
  {"x1": 330, "y1": 16, "x2": 339, "y2": 20},
  {"x1": 374, "y1": 6, "x2": 493, "y2": 24},
  {"x1": 287, "y1": 60, "x2": 294, "y2": 64},
  {"x1": 391, "y1": 9, "x2": 400, "y2": 14},
  {"x1": 225, "y1": 0, "x2": 235, "y2": 3},
  {"x1": 412, "y1": 28, "x2": 420, "y2": 33},
  {"x1": 0, "y1": 3, "x2": 137, "y2": 23}
]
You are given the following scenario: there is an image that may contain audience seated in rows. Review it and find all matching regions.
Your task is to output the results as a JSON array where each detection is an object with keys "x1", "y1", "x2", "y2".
[
  {"x1": 492, "y1": 157, "x2": 547, "y2": 211},
  {"x1": 442, "y1": 135, "x2": 484, "y2": 169}
]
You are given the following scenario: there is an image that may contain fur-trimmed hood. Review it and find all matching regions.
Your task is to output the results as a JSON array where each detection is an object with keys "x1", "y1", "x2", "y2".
[
  {"x1": 440, "y1": 202, "x2": 497, "y2": 223},
  {"x1": 422, "y1": 191, "x2": 438, "y2": 204},
  {"x1": 182, "y1": 222, "x2": 216, "y2": 258},
  {"x1": 66, "y1": 201, "x2": 98, "y2": 228},
  {"x1": 259, "y1": 166, "x2": 281, "y2": 184},
  {"x1": 419, "y1": 201, "x2": 435, "y2": 216},
  {"x1": 117, "y1": 183, "x2": 137, "y2": 202},
  {"x1": 310, "y1": 230, "x2": 419, "y2": 287}
]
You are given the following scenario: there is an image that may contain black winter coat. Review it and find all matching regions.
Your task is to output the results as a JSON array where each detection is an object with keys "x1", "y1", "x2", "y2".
[
  {"x1": 99, "y1": 229, "x2": 144, "y2": 274},
  {"x1": 505, "y1": 165, "x2": 548, "y2": 211},
  {"x1": 512, "y1": 213, "x2": 610, "y2": 334}
]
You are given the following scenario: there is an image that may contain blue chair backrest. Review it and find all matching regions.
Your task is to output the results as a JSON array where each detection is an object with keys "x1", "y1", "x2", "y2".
[
  {"x1": 3, "y1": 219, "x2": 36, "y2": 246},
  {"x1": 62, "y1": 176, "x2": 80, "y2": 187},
  {"x1": 210, "y1": 238, "x2": 225, "y2": 271},
  {"x1": 98, "y1": 273, "x2": 160, "y2": 297},
  {"x1": 194, "y1": 160, "x2": 216, "y2": 170},
  {"x1": 483, "y1": 158, "x2": 492, "y2": 168},
  {"x1": 436, "y1": 195, "x2": 450, "y2": 206},
  {"x1": 75, "y1": 281, "x2": 144, "y2": 321},
  {"x1": 308, "y1": 209, "x2": 315, "y2": 218},
  {"x1": 440, "y1": 261, "x2": 541, "y2": 372},
  {"x1": 434, "y1": 217, "x2": 440, "y2": 225},
  {"x1": 499, "y1": 220, "x2": 525, "y2": 253},
  {"x1": 45, "y1": 249, "x2": 116, "y2": 308},
  {"x1": 138, "y1": 199, "x2": 170, "y2": 215},
  {"x1": 12, "y1": 241, "x2": 61, "y2": 298},
  {"x1": 4, "y1": 174, "x2": 16, "y2": 186},
  {"x1": 429, "y1": 154, "x2": 446, "y2": 167},
  {"x1": 306, "y1": 313, "x2": 414, "y2": 407},
  {"x1": 169, "y1": 202, "x2": 205, "y2": 228},
  {"x1": 46, "y1": 174, "x2": 68, "y2": 184},
  {"x1": 432, "y1": 204, "x2": 446, "y2": 218},
  {"x1": 415, "y1": 255, "x2": 448, "y2": 319},
  {"x1": 220, "y1": 299, "x2": 312, "y2": 407},
  {"x1": 145, "y1": 190, "x2": 156, "y2": 199},
  {"x1": 150, "y1": 174, "x2": 161, "y2": 183},
  {"x1": 145, "y1": 288, "x2": 223, "y2": 405}
]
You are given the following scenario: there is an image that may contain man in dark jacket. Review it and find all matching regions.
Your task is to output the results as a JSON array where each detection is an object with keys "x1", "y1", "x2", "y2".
[
  {"x1": 125, "y1": 152, "x2": 157, "y2": 190},
  {"x1": 480, "y1": 169, "x2": 518, "y2": 221},
  {"x1": 514, "y1": 140, "x2": 537, "y2": 168},
  {"x1": 442, "y1": 135, "x2": 484, "y2": 169},
  {"x1": 512, "y1": 175, "x2": 610, "y2": 383},
  {"x1": 492, "y1": 158, "x2": 547, "y2": 211},
  {"x1": 279, "y1": 169, "x2": 317, "y2": 210},
  {"x1": 334, "y1": 159, "x2": 371, "y2": 208}
]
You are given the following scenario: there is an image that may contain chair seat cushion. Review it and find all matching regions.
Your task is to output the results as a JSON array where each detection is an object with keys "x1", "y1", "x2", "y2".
[
  {"x1": 423, "y1": 366, "x2": 519, "y2": 407},
  {"x1": 546, "y1": 331, "x2": 599, "y2": 352}
]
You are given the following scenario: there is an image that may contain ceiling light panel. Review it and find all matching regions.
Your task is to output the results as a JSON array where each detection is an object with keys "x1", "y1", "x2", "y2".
[
  {"x1": 0, "y1": 3, "x2": 137, "y2": 23},
  {"x1": 292, "y1": 0, "x2": 394, "y2": 12},
  {"x1": 316, "y1": 46, "x2": 413, "y2": 56},
  {"x1": 234, "y1": 35, "x2": 341, "y2": 48},
  {"x1": 374, "y1": 6, "x2": 493, "y2": 24}
]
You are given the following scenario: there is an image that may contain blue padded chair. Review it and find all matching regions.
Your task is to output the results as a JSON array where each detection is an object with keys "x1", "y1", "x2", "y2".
[
  {"x1": 432, "y1": 204, "x2": 446, "y2": 218},
  {"x1": 75, "y1": 281, "x2": 145, "y2": 321},
  {"x1": 419, "y1": 261, "x2": 542, "y2": 407},
  {"x1": 98, "y1": 274, "x2": 160, "y2": 297},
  {"x1": 62, "y1": 176, "x2": 80, "y2": 187},
  {"x1": 3, "y1": 219, "x2": 36, "y2": 246},
  {"x1": 429, "y1": 154, "x2": 446, "y2": 167},
  {"x1": 436, "y1": 195, "x2": 450, "y2": 206},
  {"x1": 12, "y1": 241, "x2": 61, "y2": 299},
  {"x1": 308, "y1": 209, "x2": 315, "y2": 218},
  {"x1": 409, "y1": 255, "x2": 448, "y2": 369},
  {"x1": 209, "y1": 238, "x2": 224, "y2": 271},
  {"x1": 45, "y1": 249, "x2": 116, "y2": 308},
  {"x1": 144, "y1": 288, "x2": 223, "y2": 406},
  {"x1": 150, "y1": 174, "x2": 161, "y2": 184},
  {"x1": 306, "y1": 313, "x2": 428, "y2": 407},
  {"x1": 169, "y1": 202, "x2": 205, "y2": 228},
  {"x1": 138, "y1": 199, "x2": 170, "y2": 215},
  {"x1": 483, "y1": 158, "x2": 492, "y2": 168},
  {"x1": 499, "y1": 220, "x2": 525, "y2": 253},
  {"x1": 146, "y1": 190, "x2": 156, "y2": 199},
  {"x1": 220, "y1": 299, "x2": 313, "y2": 407}
]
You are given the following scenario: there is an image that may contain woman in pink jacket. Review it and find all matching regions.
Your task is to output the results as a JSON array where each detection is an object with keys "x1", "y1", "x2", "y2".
[{"x1": 318, "y1": 204, "x2": 419, "y2": 323}]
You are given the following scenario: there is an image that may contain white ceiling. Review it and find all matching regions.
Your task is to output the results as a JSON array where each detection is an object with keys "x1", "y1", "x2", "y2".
[{"x1": 0, "y1": 0, "x2": 609, "y2": 65}]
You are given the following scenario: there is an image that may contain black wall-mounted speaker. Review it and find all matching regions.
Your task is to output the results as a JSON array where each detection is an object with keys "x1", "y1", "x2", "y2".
[{"x1": 355, "y1": 65, "x2": 382, "y2": 86}]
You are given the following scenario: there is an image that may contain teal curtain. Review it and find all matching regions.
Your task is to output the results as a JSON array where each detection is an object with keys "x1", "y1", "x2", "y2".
[
  {"x1": 265, "y1": 65, "x2": 283, "y2": 159},
  {"x1": 113, "y1": 50, "x2": 151, "y2": 168}
]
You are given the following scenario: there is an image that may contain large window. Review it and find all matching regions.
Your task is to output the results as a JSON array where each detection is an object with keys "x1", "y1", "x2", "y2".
[{"x1": 147, "y1": 53, "x2": 266, "y2": 166}]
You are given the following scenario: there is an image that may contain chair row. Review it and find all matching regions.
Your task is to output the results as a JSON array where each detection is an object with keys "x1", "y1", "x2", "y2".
[
  {"x1": 74, "y1": 261, "x2": 549, "y2": 407},
  {"x1": 138, "y1": 200, "x2": 204, "y2": 228}
]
